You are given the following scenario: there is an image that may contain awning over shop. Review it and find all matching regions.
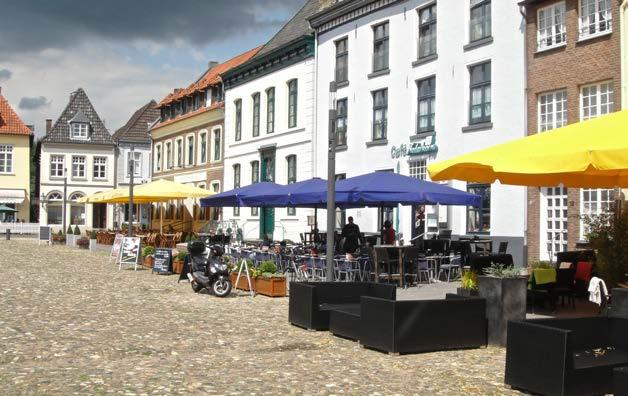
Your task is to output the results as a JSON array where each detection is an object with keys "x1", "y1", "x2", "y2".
[{"x1": 0, "y1": 189, "x2": 25, "y2": 204}]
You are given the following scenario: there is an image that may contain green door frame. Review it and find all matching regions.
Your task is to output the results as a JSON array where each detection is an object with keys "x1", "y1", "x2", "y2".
[{"x1": 259, "y1": 148, "x2": 275, "y2": 239}]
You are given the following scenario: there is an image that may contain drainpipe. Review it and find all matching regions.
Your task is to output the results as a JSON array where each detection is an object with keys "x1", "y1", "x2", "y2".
[
  {"x1": 520, "y1": 3, "x2": 529, "y2": 265},
  {"x1": 621, "y1": 0, "x2": 628, "y2": 109}
]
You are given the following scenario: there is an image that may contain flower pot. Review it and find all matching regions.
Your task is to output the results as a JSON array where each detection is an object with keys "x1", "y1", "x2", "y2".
[
  {"x1": 254, "y1": 276, "x2": 286, "y2": 297},
  {"x1": 456, "y1": 287, "x2": 479, "y2": 297},
  {"x1": 173, "y1": 259, "x2": 184, "y2": 274},
  {"x1": 89, "y1": 239, "x2": 97, "y2": 251},
  {"x1": 143, "y1": 256, "x2": 155, "y2": 268},
  {"x1": 66, "y1": 234, "x2": 75, "y2": 247},
  {"x1": 229, "y1": 272, "x2": 254, "y2": 291},
  {"x1": 478, "y1": 275, "x2": 528, "y2": 346}
]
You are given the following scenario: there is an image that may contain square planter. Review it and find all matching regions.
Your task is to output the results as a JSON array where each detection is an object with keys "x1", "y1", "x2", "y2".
[
  {"x1": 478, "y1": 276, "x2": 527, "y2": 346},
  {"x1": 456, "y1": 287, "x2": 479, "y2": 297},
  {"x1": 89, "y1": 239, "x2": 97, "y2": 251},
  {"x1": 66, "y1": 234, "x2": 76, "y2": 247},
  {"x1": 254, "y1": 277, "x2": 287, "y2": 297},
  {"x1": 143, "y1": 256, "x2": 154, "y2": 268},
  {"x1": 172, "y1": 259, "x2": 185, "y2": 274},
  {"x1": 229, "y1": 272, "x2": 254, "y2": 291}
]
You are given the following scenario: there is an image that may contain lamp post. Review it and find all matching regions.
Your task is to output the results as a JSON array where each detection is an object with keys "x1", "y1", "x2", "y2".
[
  {"x1": 127, "y1": 146, "x2": 135, "y2": 238},
  {"x1": 326, "y1": 82, "x2": 337, "y2": 281},
  {"x1": 62, "y1": 167, "x2": 67, "y2": 233}
]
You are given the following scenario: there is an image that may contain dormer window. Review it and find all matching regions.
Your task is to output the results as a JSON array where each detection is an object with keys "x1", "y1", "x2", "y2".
[{"x1": 71, "y1": 123, "x2": 89, "y2": 139}]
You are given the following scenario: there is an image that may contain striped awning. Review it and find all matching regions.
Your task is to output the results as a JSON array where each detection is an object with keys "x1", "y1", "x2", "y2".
[{"x1": 0, "y1": 189, "x2": 25, "y2": 204}]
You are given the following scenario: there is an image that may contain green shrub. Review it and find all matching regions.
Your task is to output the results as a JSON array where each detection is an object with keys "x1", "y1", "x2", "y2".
[
  {"x1": 58, "y1": 229, "x2": 63, "y2": 236},
  {"x1": 175, "y1": 252, "x2": 187, "y2": 261},
  {"x1": 460, "y1": 269, "x2": 478, "y2": 290},
  {"x1": 73, "y1": 225, "x2": 81, "y2": 235},
  {"x1": 66, "y1": 225, "x2": 73, "y2": 234},
  {"x1": 484, "y1": 263, "x2": 522, "y2": 278},
  {"x1": 143, "y1": 246, "x2": 156, "y2": 257},
  {"x1": 90, "y1": 230, "x2": 97, "y2": 239}
]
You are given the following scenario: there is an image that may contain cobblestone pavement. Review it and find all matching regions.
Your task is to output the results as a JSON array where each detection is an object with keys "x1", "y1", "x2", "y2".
[{"x1": 0, "y1": 240, "x2": 522, "y2": 395}]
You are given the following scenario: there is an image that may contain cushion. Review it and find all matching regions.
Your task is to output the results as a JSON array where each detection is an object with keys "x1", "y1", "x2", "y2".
[
  {"x1": 575, "y1": 261, "x2": 593, "y2": 282},
  {"x1": 559, "y1": 262, "x2": 573, "y2": 269}
]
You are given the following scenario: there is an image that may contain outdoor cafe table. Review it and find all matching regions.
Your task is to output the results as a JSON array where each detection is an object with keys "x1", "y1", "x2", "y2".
[{"x1": 373, "y1": 245, "x2": 415, "y2": 288}]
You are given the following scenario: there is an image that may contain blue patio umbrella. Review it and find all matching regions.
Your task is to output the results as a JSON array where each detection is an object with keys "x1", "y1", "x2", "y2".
[
  {"x1": 242, "y1": 177, "x2": 329, "y2": 208},
  {"x1": 199, "y1": 182, "x2": 282, "y2": 207}
]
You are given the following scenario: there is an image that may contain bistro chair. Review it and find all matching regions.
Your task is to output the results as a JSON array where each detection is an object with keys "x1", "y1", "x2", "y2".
[
  {"x1": 438, "y1": 255, "x2": 462, "y2": 282},
  {"x1": 497, "y1": 241, "x2": 508, "y2": 254},
  {"x1": 554, "y1": 267, "x2": 576, "y2": 308}
]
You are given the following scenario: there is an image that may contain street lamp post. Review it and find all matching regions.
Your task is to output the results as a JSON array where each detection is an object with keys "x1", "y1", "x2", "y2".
[
  {"x1": 128, "y1": 146, "x2": 135, "y2": 238},
  {"x1": 62, "y1": 167, "x2": 67, "y2": 233},
  {"x1": 326, "y1": 82, "x2": 337, "y2": 281}
]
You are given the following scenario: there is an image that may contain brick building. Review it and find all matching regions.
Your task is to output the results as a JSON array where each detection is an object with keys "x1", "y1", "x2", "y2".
[{"x1": 522, "y1": 0, "x2": 622, "y2": 261}]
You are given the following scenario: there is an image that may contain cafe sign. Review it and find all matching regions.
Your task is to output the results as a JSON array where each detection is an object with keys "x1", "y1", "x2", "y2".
[{"x1": 391, "y1": 135, "x2": 438, "y2": 159}]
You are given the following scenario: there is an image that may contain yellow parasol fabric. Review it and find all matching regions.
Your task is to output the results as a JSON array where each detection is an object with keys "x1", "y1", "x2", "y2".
[
  {"x1": 427, "y1": 110, "x2": 628, "y2": 188},
  {"x1": 78, "y1": 179, "x2": 214, "y2": 204},
  {"x1": 77, "y1": 188, "x2": 128, "y2": 203}
]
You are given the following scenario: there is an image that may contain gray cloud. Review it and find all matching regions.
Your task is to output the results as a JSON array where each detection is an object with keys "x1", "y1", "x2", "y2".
[
  {"x1": 0, "y1": 0, "x2": 306, "y2": 55},
  {"x1": 18, "y1": 96, "x2": 52, "y2": 110},
  {"x1": 0, "y1": 69, "x2": 11, "y2": 82}
]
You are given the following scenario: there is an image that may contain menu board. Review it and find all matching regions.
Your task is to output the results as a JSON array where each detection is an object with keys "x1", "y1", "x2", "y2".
[
  {"x1": 119, "y1": 237, "x2": 141, "y2": 270},
  {"x1": 153, "y1": 248, "x2": 172, "y2": 274},
  {"x1": 110, "y1": 234, "x2": 124, "y2": 262},
  {"x1": 38, "y1": 226, "x2": 51, "y2": 245}
]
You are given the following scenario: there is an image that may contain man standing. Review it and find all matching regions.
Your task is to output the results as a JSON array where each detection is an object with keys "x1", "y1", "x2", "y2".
[{"x1": 341, "y1": 216, "x2": 362, "y2": 254}]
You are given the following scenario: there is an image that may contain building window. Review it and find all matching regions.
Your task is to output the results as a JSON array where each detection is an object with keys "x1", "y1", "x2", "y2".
[
  {"x1": 538, "y1": 90, "x2": 567, "y2": 132},
  {"x1": 470, "y1": 0, "x2": 491, "y2": 42},
  {"x1": 213, "y1": 129, "x2": 221, "y2": 161},
  {"x1": 288, "y1": 80, "x2": 298, "y2": 128},
  {"x1": 372, "y1": 89, "x2": 388, "y2": 140},
  {"x1": 71, "y1": 123, "x2": 89, "y2": 140},
  {"x1": 542, "y1": 186, "x2": 568, "y2": 258},
  {"x1": 287, "y1": 155, "x2": 297, "y2": 216},
  {"x1": 46, "y1": 192, "x2": 63, "y2": 225},
  {"x1": 537, "y1": 2, "x2": 566, "y2": 50},
  {"x1": 418, "y1": 4, "x2": 437, "y2": 59},
  {"x1": 579, "y1": 0, "x2": 612, "y2": 39},
  {"x1": 581, "y1": 188, "x2": 616, "y2": 238},
  {"x1": 409, "y1": 160, "x2": 427, "y2": 180},
  {"x1": 580, "y1": 81, "x2": 614, "y2": 120},
  {"x1": 170, "y1": 104, "x2": 176, "y2": 119},
  {"x1": 50, "y1": 155, "x2": 65, "y2": 177},
  {"x1": 187, "y1": 135, "x2": 194, "y2": 166},
  {"x1": 336, "y1": 98, "x2": 348, "y2": 146},
  {"x1": 72, "y1": 156, "x2": 86, "y2": 178},
  {"x1": 165, "y1": 141, "x2": 172, "y2": 169},
  {"x1": 0, "y1": 145, "x2": 13, "y2": 174},
  {"x1": 200, "y1": 132, "x2": 207, "y2": 163},
  {"x1": 69, "y1": 192, "x2": 85, "y2": 225},
  {"x1": 266, "y1": 88, "x2": 275, "y2": 133},
  {"x1": 176, "y1": 139, "x2": 183, "y2": 167},
  {"x1": 469, "y1": 61, "x2": 491, "y2": 124},
  {"x1": 233, "y1": 164, "x2": 240, "y2": 216},
  {"x1": 94, "y1": 156, "x2": 107, "y2": 179},
  {"x1": 251, "y1": 161, "x2": 259, "y2": 216},
  {"x1": 155, "y1": 145, "x2": 162, "y2": 171},
  {"x1": 126, "y1": 152, "x2": 140, "y2": 177},
  {"x1": 372, "y1": 22, "x2": 389, "y2": 72},
  {"x1": 335, "y1": 37, "x2": 348, "y2": 83},
  {"x1": 417, "y1": 76, "x2": 436, "y2": 133},
  {"x1": 252, "y1": 93, "x2": 260, "y2": 137},
  {"x1": 234, "y1": 99, "x2": 242, "y2": 141},
  {"x1": 467, "y1": 183, "x2": 490, "y2": 233},
  {"x1": 335, "y1": 174, "x2": 346, "y2": 228}
]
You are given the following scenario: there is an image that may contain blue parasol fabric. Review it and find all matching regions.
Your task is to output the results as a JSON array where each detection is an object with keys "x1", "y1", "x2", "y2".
[
  {"x1": 199, "y1": 182, "x2": 282, "y2": 207},
  {"x1": 242, "y1": 177, "x2": 329, "y2": 208}
]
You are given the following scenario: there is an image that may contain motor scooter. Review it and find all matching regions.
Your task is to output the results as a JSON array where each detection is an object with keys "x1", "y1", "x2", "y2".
[{"x1": 186, "y1": 241, "x2": 232, "y2": 297}]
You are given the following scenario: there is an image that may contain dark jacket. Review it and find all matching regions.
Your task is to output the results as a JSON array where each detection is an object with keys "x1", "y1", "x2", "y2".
[{"x1": 341, "y1": 222, "x2": 362, "y2": 253}]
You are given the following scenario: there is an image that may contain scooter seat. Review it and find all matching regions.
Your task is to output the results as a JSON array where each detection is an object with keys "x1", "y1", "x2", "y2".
[{"x1": 192, "y1": 271, "x2": 210, "y2": 285}]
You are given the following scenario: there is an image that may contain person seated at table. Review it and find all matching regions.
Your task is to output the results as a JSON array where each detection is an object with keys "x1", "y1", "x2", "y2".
[
  {"x1": 383, "y1": 220, "x2": 396, "y2": 245},
  {"x1": 341, "y1": 216, "x2": 363, "y2": 254},
  {"x1": 260, "y1": 234, "x2": 272, "y2": 251}
]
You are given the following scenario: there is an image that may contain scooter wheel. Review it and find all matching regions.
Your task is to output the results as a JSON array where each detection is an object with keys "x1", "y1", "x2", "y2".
[
  {"x1": 212, "y1": 279, "x2": 232, "y2": 297},
  {"x1": 191, "y1": 281, "x2": 203, "y2": 293}
]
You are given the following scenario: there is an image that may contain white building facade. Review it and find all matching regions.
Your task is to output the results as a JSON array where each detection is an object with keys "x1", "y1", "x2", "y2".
[
  {"x1": 309, "y1": 0, "x2": 528, "y2": 263},
  {"x1": 221, "y1": 0, "x2": 319, "y2": 242}
]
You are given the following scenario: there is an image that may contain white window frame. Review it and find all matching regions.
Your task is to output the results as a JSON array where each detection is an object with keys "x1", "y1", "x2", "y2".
[
  {"x1": 537, "y1": 2, "x2": 566, "y2": 51},
  {"x1": 210, "y1": 180, "x2": 221, "y2": 193},
  {"x1": 409, "y1": 159, "x2": 427, "y2": 180},
  {"x1": 578, "y1": 0, "x2": 612, "y2": 40},
  {"x1": 126, "y1": 152, "x2": 141, "y2": 177},
  {"x1": 538, "y1": 90, "x2": 567, "y2": 132},
  {"x1": 0, "y1": 145, "x2": 14, "y2": 174},
  {"x1": 50, "y1": 155, "x2": 65, "y2": 178},
  {"x1": 199, "y1": 131, "x2": 208, "y2": 164},
  {"x1": 93, "y1": 156, "x2": 108, "y2": 180},
  {"x1": 580, "y1": 81, "x2": 614, "y2": 121},
  {"x1": 71, "y1": 123, "x2": 89, "y2": 140},
  {"x1": 165, "y1": 141, "x2": 173, "y2": 169},
  {"x1": 212, "y1": 128, "x2": 222, "y2": 162},
  {"x1": 581, "y1": 188, "x2": 615, "y2": 238},
  {"x1": 540, "y1": 186, "x2": 569, "y2": 260},
  {"x1": 186, "y1": 134, "x2": 195, "y2": 166},
  {"x1": 154, "y1": 143, "x2": 162, "y2": 172},
  {"x1": 71, "y1": 156, "x2": 86, "y2": 179},
  {"x1": 175, "y1": 138, "x2": 183, "y2": 168}
]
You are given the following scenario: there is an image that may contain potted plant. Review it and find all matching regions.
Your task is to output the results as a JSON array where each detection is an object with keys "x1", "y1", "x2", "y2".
[
  {"x1": 229, "y1": 259, "x2": 255, "y2": 291},
  {"x1": 584, "y1": 206, "x2": 628, "y2": 288},
  {"x1": 89, "y1": 230, "x2": 98, "y2": 251},
  {"x1": 457, "y1": 269, "x2": 479, "y2": 297},
  {"x1": 76, "y1": 237, "x2": 90, "y2": 249},
  {"x1": 252, "y1": 260, "x2": 287, "y2": 297},
  {"x1": 173, "y1": 252, "x2": 186, "y2": 274},
  {"x1": 477, "y1": 263, "x2": 528, "y2": 346},
  {"x1": 143, "y1": 246, "x2": 156, "y2": 268},
  {"x1": 52, "y1": 230, "x2": 65, "y2": 245}
]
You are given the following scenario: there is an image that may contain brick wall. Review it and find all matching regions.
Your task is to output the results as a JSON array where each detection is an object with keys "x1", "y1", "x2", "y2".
[{"x1": 525, "y1": 0, "x2": 621, "y2": 261}]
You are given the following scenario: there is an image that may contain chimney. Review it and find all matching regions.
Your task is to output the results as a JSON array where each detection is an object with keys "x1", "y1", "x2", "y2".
[
  {"x1": 45, "y1": 119, "x2": 52, "y2": 134},
  {"x1": 208, "y1": 61, "x2": 218, "y2": 70},
  {"x1": 27, "y1": 125, "x2": 35, "y2": 132},
  {"x1": 0, "y1": 86, "x2": 2, "y2": 95}
]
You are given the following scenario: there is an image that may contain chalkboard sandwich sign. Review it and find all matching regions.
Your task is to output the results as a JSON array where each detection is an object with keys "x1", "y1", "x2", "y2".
[
  {"x1": 119, "y1": 237, "x2": 141, "y2": 271},
  {"x1": 152, "y1": 248, "x2": 172, "y2": 274}
]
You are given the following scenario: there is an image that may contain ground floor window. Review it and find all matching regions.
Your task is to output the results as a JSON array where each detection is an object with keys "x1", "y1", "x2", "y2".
[
  {"x1": 48, "y1": 204, "x2": 63, "y2": 225},
  {"x1": 581, "y1": 188, "x2": 615, "y2": 238},
  {"x1": 467, "y1": 183, "x2": 490, "y2": 233},
  {"x1": 70, "y1": 205, "x2": 85, "y2": 225},
  {"x1": 541, "y1": 186, "x2": 568, "y2": 259}
]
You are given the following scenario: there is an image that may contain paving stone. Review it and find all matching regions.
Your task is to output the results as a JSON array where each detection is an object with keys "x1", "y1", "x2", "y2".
[{"x1": 0, "y1": 240, "x2": 522, "y2": 395}]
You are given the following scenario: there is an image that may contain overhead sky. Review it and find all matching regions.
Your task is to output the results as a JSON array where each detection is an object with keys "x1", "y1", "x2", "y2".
[{"x1": 0, "y1": 0, "x2": 306, "y2": 137}]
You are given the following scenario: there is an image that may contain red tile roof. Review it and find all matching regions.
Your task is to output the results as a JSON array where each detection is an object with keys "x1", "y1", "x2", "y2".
[
  {"x1": 151, "y1": 101, "x2": 223, "y2": 131},
  {"x1": 158, "y1": 46, "x2": 262, "y2": 107},
  {"x1": 0, "y1": 90, "x2": 32, "y2": 136}
]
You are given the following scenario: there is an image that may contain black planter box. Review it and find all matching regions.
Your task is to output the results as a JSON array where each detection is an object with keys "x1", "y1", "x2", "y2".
[
  {"x1": 478, "y1": 276, "x2": 527, "y2": 346},
  {"x1": 456, "y1": 287, "x2": 479, "y2": 297}
]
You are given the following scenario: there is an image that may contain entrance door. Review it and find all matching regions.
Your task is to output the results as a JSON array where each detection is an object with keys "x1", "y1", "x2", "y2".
[
  {"x1": 259, "y1": 150, "x2": 275, "y2": 239},
  {"x1": 92, "y1": 203, "x2": 107, "y2": 229}
]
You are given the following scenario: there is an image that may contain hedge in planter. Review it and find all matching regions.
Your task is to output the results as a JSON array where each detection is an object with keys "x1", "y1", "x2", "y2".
[
  {"x1": 76, "y1": 237, "x2": 90, "y2": 249},
  {"x1": 253, "y1": 261, "x2": 286, "y2": 297},
  {"x1": 173, "y1": 252, "x2": 186, "y2": 274},
  {"x1": 143, "y1": 246, "x2": 156, "y2": 268},
  {"x1": 457, "y1": 269, "x2": 479, "y2": 297}
]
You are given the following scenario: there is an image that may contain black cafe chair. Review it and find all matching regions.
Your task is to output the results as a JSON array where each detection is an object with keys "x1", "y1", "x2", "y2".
[{"x1": 497, "y1": 241, "x2": 508, "y2": 254}]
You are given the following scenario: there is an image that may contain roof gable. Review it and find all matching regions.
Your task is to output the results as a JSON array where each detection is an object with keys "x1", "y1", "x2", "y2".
[
  {"x1": 0, "y1": 91, "x2": 32, "y2": 136},
  {"x1": 43, "y1": 88, "x2": 114, "y2": 145},
  {"x1": 112, "y1": 100, "x2": 160, "y2": 144}
]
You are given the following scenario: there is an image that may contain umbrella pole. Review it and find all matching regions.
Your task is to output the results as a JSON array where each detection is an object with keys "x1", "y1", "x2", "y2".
[
  {"x1": 160, "y1": 204, "x2": 163, "y2": 234},
  {"x1": 380, "y1": 205, "x2": 384, "y2": 244}
]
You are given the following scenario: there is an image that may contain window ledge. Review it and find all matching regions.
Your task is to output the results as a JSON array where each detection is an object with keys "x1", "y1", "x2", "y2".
[
  {"x1": 335, "y1": 144, "x2": 348, "y2": 152},
  {"x1": 462, "y1": 122, "x2": 493, "y2": 133},
  {"x1": 366, "y1": 139, "x2": 388, "y2": 148},
  {"x1": 410, "y1": 131, "x2": 435, "y2": 141},
  {"x1": 0, "y1": 173, "x2": 16, "y2": 176},
  {"x1": 577, "y1": 30, "x2": 612, "y2": 44},
  {"x1": 535, "y1": 43, "x2": 567, "y2": 54},
  {"x1": 412, "y1": 54, "x2": 438, "y2": 67},
  {"x1": 463, "y1": 36, "x2": 493, "y2": 51},
  {"x1": 336, "y1": 80, "x2": 349, "y2": 89},
  {"x1": 367, "y1": 68, "x2": 390, "y2": 79}
]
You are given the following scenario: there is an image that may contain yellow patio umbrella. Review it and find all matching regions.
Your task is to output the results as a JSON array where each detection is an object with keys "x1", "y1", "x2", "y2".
[
  {"x1": 428, "y1": 110, "x2": 628, "y2": 188},
  {"x1": 77, "y1": 188, "x2": 128, "y2": 203}
]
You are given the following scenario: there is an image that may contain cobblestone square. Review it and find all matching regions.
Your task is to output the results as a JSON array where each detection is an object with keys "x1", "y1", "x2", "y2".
[{"x1": 0, "y1": 240, "x2": 521, "y2": 395}]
